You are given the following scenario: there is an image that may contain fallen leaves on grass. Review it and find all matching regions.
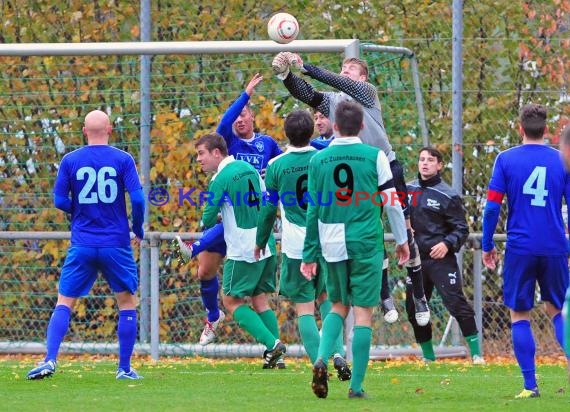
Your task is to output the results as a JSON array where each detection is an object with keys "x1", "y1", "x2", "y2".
[{"x1": 2, "y1": 353, "x2": 568, "y2": 368}]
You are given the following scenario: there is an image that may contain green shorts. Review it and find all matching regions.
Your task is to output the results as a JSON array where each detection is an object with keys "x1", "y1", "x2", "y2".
[
  {"x1": 223, "y1": 255, "x2": 277, "y2": 298},
  {"x1": 325, "y1": 251, "x2": 382, "y2": 307},
  {"x1": 280, "y1": 254, "x2": 326, "y2": 303}
]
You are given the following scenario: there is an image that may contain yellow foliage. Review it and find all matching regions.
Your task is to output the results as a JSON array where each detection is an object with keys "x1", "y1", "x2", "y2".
[
  {"x1": 76, "y1": 303, "x2": 86, "y2": 318},
  {"x1": 155, "y1": 159, "x2": 165, "y2": 174},
  {"x1": 42, "y1": 241, "x2": 60, "y2": 266},
  {"x1": 161, "y1": 293, "x2": 179, "y2": 313}
]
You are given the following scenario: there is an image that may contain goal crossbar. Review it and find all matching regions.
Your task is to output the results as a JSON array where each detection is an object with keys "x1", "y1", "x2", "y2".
[{"x1": 0, "y1": 39, "x2": 361, "y2": 57}]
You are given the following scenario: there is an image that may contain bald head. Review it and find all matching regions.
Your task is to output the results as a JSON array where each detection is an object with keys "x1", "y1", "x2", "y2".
[{"x1": 83, "y1": 110, "x2": 112, "y2": 144}]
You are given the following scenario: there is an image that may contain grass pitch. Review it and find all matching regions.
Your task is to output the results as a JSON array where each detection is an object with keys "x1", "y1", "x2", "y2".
[{"x1": 1, "y1": 356, "x2": 569, "y2": 412}]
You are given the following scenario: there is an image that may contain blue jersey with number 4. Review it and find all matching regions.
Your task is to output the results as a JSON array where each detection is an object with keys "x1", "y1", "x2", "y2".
[
  {"x1": 487, "y1": 144, "x2": 570, "y2": 255},
  {"x1": 54, "y1": 145, "x2": 142, "y2": 247}
]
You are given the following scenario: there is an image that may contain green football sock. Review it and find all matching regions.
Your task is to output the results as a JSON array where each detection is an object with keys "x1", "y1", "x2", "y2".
[
  {"x1": 233, "y1": 305, "x2": 276, "y2": 348},
  {"x1": 349, "y1": 326, "x2": 372, "y2": 394},
  {"x1": 298, "y1": 314, "x2": 320, "y2": 363},
  {"x1": 420, "y1": 339, "x2": 436, "y2": 361},
  {"x1": 319, "y1": 300, "x2": 345, "y2": 357},
  {"x1": 319, "y1": 300, "x2": 332, "y2": 324},
  {"x1": 258, "y1": 309, "x2": 280, "y2": 341},
  {"x1": 465, "y1": 334, "x2": 481, "y2": 357},
  {"x1": 317, "y1": 312, "x2": 344, "y2": 365}
]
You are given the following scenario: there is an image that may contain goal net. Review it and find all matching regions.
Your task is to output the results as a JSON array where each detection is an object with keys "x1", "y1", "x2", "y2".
[{"x1": 0, "y1": 40, "x2": 442, "y2": 358}]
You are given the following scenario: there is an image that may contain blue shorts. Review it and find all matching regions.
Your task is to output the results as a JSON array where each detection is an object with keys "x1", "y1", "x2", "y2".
[
  {"x1": 59, "y1": 246, "x2": 139, "y2": 298},
  {"x1": 200, "y1": 225, "x2": 227, "y2": 256},
  {"x1": 503, "y1": 250, "x2": 569, "y2": 311}
]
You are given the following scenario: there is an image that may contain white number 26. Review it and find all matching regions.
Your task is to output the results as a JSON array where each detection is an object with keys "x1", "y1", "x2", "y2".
[{"x1": 76, "y1": 166, "x2": 118, "y2": 204}]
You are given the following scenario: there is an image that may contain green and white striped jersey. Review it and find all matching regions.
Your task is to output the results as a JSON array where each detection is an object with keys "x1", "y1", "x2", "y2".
[
  {"x1": 303, "y1": 136, "x2": 394, "y2": 262},
  {"x1": 202, "y1": 155, "x2": 272, "y2": 262},
  {"x1": 256, "y1": 146, "x2": 317, "y2": 259}
]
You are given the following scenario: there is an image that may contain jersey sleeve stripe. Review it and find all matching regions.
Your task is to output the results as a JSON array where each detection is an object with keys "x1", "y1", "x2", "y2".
[{"x1": 486, "y1": 189, "x2": 504, "y2": 204}]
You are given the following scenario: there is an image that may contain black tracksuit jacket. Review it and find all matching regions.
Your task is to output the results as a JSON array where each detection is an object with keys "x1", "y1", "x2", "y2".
[{"x1": 406, "y1": 173, "x2": 469, "y2": 260}]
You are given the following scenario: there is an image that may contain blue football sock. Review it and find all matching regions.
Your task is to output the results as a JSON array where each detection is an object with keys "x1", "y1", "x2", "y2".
[
  {"x1": 118, "y1": 309, "x2": 138, "y2": 372},
  {"x1": 200, "y1": 276, "x2": 220, "y2": 322},
  {"x1": 512, "y1": 320, "x2": 537, "y2": 390},
  {"x1": 45, "y1": 305, "x2": 71, "y2": 362},
  {"x1": 552, "y1": 312, "x2": 564, "y2": 350},
  {"x1": 192, "y1": 223, "x2": 225, "y2": 257}
]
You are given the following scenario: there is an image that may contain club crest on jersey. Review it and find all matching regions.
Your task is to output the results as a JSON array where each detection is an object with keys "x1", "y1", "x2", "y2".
[
  {"x1": 255, "y1": 141, "x2": 265, "y2": 152},
  {"x1": 427, "y1": 198, "x2": 440, "y2": 210}
]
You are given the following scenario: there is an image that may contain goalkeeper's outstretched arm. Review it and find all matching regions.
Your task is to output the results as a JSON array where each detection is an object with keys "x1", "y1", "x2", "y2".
[
  {"x1": 302, "y1": 63, "x2": 377, "y2": 108},
  {"x1": 282, "y1": 72, "x2": 330, "y2": 117}
]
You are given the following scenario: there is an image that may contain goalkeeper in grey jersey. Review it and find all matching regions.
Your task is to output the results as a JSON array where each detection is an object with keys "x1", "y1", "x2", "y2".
[{"x1": 272, "y1": 53, "x2": 430, "y2": 327}]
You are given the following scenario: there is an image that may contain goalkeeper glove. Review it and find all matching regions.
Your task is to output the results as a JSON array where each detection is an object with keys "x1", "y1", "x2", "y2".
[
  {"x1": 272, "y1": 52, "x2": 304, "y2": 80},
  {"x1": 272, "y1": 52, "x2": 291, "y2": 80}
]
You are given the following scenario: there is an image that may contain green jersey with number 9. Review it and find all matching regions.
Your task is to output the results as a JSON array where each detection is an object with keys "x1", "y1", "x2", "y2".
[{"x1": 303, "y1": 137, "x2": 393, "y2": 263}]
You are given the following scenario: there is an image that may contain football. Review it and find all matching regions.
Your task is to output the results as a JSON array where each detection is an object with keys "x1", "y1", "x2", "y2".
[{"x1": 267, "y1": 13, "x2": 299, "y2": 44}]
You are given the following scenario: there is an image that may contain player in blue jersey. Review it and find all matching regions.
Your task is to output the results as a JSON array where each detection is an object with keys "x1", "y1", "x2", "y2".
[
  {"x1": 216, "y1": 72, "x2": 282, "y2": 174},
  {"x1": 175, "y1": 74, "x2": 283, "y2": 357},
  {"x1": 558, "y1": 124, "x2": 570, "y2": 382},
  {"x1": 27, "y1": 110, "x2": 145, "y2": 381},
  {"x1": 482, "y1": 104, "x2": 570, "y2": 398}
]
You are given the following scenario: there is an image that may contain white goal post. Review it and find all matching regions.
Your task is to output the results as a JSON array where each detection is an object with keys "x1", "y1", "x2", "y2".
[{"x1": 0, "y1": 40, "x2": 433, "y2": 360}]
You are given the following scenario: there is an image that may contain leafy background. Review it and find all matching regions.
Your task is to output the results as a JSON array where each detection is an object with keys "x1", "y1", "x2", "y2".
[{"x1": 0, "y1": 0, "x2": 569, "y2": 352}]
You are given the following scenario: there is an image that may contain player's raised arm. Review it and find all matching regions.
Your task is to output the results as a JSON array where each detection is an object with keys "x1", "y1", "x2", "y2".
[
  {"x1": 273, "y1": 52, "x2": 329, "y2": 116},
  {"x1": 216, "y1": 74, "x2": 262, "y2": 145},
  {"x1": 301, "y1": 61, "x2": 377, "y2": 108}
]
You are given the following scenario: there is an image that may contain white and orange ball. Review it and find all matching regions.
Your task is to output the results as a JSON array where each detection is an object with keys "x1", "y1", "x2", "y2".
[{"x1": 267, "y1": 13, "x2": 299, "y2": 44}]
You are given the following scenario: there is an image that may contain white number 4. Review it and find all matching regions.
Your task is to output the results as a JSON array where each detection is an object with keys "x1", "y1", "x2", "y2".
[{"x1": 522, "y1": 166, "x2": 548, "y2": 207}]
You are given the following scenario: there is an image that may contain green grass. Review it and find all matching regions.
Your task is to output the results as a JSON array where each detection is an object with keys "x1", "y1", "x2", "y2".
[{"x1": 1, "y1": 357, "x2": 569, "y2": 412}]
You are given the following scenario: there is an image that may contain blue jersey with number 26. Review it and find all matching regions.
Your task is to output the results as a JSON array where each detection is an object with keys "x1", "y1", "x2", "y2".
[
  {"x1": 54, "y1": 145, "x2": 142, "y2": 247},
  {"x1": 488, "y1": 144, "x2": 570, "y2": 255}
]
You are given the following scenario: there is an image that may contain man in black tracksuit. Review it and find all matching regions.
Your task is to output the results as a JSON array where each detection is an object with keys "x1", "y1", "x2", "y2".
[{"x1": 406, "y1": 147, "x2": 484, "y2": 363}]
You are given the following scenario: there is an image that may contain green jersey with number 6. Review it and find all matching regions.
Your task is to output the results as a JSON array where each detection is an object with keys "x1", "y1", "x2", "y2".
[
  {"x1": 201, "y1": 156, "x2": 273, "y2": 262},
  {"x1": 303, "y1": 137, "x2": 393, "y2": 263},
  {"x1": 257, "y1": 146, "x2": 317, "y2": 259}
]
